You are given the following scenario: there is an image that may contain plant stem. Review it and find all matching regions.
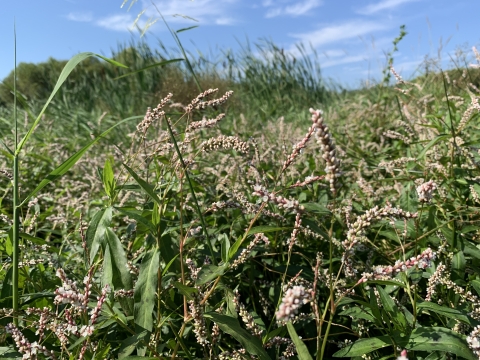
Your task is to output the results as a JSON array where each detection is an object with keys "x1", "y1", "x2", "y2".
[
  {"x1": 12, "y1": 23, "x2": 19, "y2": 326},
  {"x1": 164, "y1": 118, "x2": 217, "y2": 265},
  {"x1": 12, "y1": 156, "x2": 19, "y2": 326}
]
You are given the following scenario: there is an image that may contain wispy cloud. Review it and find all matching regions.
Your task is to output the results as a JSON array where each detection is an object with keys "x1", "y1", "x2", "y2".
[
  {"x1": 66, "y1": 11, "x2": 93, "y2": 22},
  {"x1": 290, "y1": 20, "x2": 386, "y2": 48},
  {"x1": 357, "y1": 0, "x2": 420, "y2": 15},
  {"x1": 96, "y1": 14, "x2": 134, "y2": 32},
  {"x1": 321, "y1": 54, "x2": 367, "y2": 68},
  {"x1": 140, "y1": 0, "x2": 240, "y2": 25},
  {"x1": 392, "y1": 58, "x2": 424, "y2": 74},
  {"x1": 263, "y1": 0, "x2": 323, "y2": 18},
  {"x1": 215, "y1": 17, "x2": 236, "y2": 25}
]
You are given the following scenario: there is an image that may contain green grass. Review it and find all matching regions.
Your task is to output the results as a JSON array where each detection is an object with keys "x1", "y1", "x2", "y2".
[{"x1": 1, "y1": 37, "x2": 480, "y2": 360}]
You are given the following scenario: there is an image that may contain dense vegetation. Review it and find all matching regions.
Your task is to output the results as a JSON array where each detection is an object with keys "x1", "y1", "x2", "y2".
[{"x1": 1, "y1": 35, "x2": 480, "y2": 360}]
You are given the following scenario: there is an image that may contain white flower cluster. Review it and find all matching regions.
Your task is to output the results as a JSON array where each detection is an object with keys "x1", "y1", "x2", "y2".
[
  {"x1": 275, "y1": 285, "x2": 311, "y2": 323},
  {"x1": 310, "y1": 108, "x2": 341, "y2": 194},
  {"x1": 54, "y1": 269, "x2": 86, "y2": 310},
  {"x1": 416, "y1": 180, "x2": 437, "y2": 203},
  {"x1": 359, "y1": 247, "x2": 436, "y2": 283},
  {"x1": 6, "y1": 323, "x2": 57, "y2": 360},
  {"x1": 467, "y1": 326, "x2": 480, "y2": 359},
  {"x1": 252, "y1": 185, "x2": 304, "y2": 212},
  {"x1": 202, "y1": 135, "x2": 249, "y2": 154}
]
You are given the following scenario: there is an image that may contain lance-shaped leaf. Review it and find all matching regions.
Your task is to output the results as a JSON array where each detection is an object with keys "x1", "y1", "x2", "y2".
[
  {"x1": 86, "y1": 207, "x2": 113, "y2": 264},
  {"x1": 134, "y1": 247, "x2": 160, "y2": 332}
]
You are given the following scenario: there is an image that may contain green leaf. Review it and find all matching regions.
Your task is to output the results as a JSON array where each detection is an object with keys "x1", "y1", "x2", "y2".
[
  {"x1": 134, "y1": 247, "x2": 160, "y2": 333},
  {"x1": 176, "y1": 25, "x2": 198, "y2": 33},
  {"x1": 416, "y1": 135, "x2": 449, "y2": 160},
  {"x1": 287, "y1": 322, "x2": 313, "y2": 360},
  {"x1": 123, "y1": 163, "x2": 162, "y2": 206},
  {"x1": 114, "y1": 59, "x2": 183, "y2": 80},
  {"x1": 472, "y1": 280, "x2": 480, "y2": 296},
  {"x1": 104, "y1": 228, "x2": 134, "y2": 314},
  {"x1": 118, "y1": 331, "x2": 149, "y2": 359},
  {"x1": 15, "y1": 52, "x2": 127, "y2": 155},
  {"x1": 365, "y1": 280, "x2": 407, "y2": 288},
  {"x1": 369, "y1": 288, "x2": 384, "y2": 328},
  {"x1": 220, "y1": 234, "x2": 230, "y2": 263},
  {"x1": 228, "y1": 235, "x2": 244, "y2": 261},
  {"x1": 115, "y1": 208, "x2": 157, "y2": 235},
  {"x1": 93, "y1": 343, "x2": 111, "y2": 359},
  {"x1": 464, "y1": 242, "x2": 480, "y2": 261},
  {"x1": 377, "y1": 286, "x2": 407, "y2": 330},
  {"x1": 103, "y1": 245, "x2": 114, "y2": 290},
  {"x1": 102, "y1": 157, "x2": 116, "y2": 199},
  {"x1": 339, "y1": 306, "x2": 376, "y2": 322},
  {"x1": 5, "y1": 228, "x2": 13, "y2": 256},
  {"x1": 333, "y1": 336, "x2": 392, "y2": 357},
  {"x1": 162, "y1": 254, "x2": 179, "y2": 275},
  {"x1": 152, "y1": 202, "x2": 160, "y2": 226},
  {"x1": 204, "y1": 313, "x2": 271, "y2": 360},
  {"x1": 196, "y1": 264, "x2": 227, "y2": 286},
  {"x1": 247, "y1": 226, "x2": 290, "y2": 235},
  {"x1": 452, "y1": 251, "x2": 466, "y2": 282},
  {"x1": 301, "y1": 203, "x2": 330, "y2": 214},
  {"x1": 417, "y1": 302, "x2": 476, "y2": 326},
  {"x1": 20, "y1": 115, "x2": 141, "y2": 206},
  {"x1": 173, "y1": 281, "x2": 197, "y2": 300},
  {"x1": 0, "y1": 267, "x2": 13, "y2": 311},
  {"x1": 86, "y1": 207, "x2": 113, "y2": 264},
  {"x1": 404, "y1": 327, "x2": 476, "y2": 360}
]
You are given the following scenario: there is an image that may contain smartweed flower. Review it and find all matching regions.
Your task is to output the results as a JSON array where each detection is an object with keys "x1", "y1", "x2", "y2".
[
  {"x1": 416, "y1": 180, "x2": 437, "y2": 203},
  {"x1": 467, "y1": 326, "x2": 480, "y2": 359},
  {"x1": 5, "y1": 323, "x2": 57, "y2": 360},
  {"x1": 397, "y1": 349, "x2": 409, "y2": 360},
  {"x1": 276, "y1": 285, "x2": 312, "y2": 323},
  {"x1": 310, "y1": 108, "x2": 341, "y2": 194}
]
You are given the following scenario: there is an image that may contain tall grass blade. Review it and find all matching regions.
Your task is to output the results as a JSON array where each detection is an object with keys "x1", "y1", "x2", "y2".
[
  {"x1": 113, "y1": 58, "x2": 183, "y2": 80},
  {"x1": 152, "y1": 3, "x2": 202, "y2": 92},
  {"x1": 15, "y1": 52, "x2": 127, "y2": 154}
]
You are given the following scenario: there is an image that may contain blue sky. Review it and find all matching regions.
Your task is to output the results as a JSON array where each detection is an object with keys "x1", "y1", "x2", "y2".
[{"x1": 1, "y1": 0, "x2": 478, "y2": 87}]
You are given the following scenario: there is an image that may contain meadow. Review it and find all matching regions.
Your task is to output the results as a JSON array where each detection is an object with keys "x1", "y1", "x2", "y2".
[{"x1": 1, "y1": 31, "x2": 480, "y2": 360}]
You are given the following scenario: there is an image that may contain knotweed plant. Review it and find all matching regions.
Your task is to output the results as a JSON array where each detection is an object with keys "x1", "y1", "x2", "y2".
[{"x1": 3, "y1": 40, "x2": 480, "y2": 360}]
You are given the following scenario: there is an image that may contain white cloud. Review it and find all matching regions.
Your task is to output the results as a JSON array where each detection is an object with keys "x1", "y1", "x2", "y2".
[
  {"x1": 321, "y1": 54, "x2": 367, "y2": 68},
  {"x1": 290, "y1": 20, "x2": 386, "y2": 49},
  {"x1": 215, "y1": 17, "x2": 236, "y2": 25},
  {"x1": 96, "y1": 14, "x2": 134, "y2": 32},
  {"x1": 357, "y1": 0, "x2": 420, "y2": 15},
  {"x1": 264, "y1": 0, "x2": 323, "y2": 18},
  {"x1": 140, "y1": 0, "x2": 239, "y2": 25},
  {"x1": 322, "y1": 49, "x2": 346, "y2": 58},
  {"x1": 93, "y1": 0, "x2": 240, "y2": 33},
  {"x1": 66, "y1": 11, "x2": 93, "y2": 22}
]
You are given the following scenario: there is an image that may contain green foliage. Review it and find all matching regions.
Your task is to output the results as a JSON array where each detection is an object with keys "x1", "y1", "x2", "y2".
[
  {"x1": 0, "y1": 39, "x2": 332, "y2": 123},
  {"x1": 3, "y1": 30, "x2": 480, "y2": 360}
]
